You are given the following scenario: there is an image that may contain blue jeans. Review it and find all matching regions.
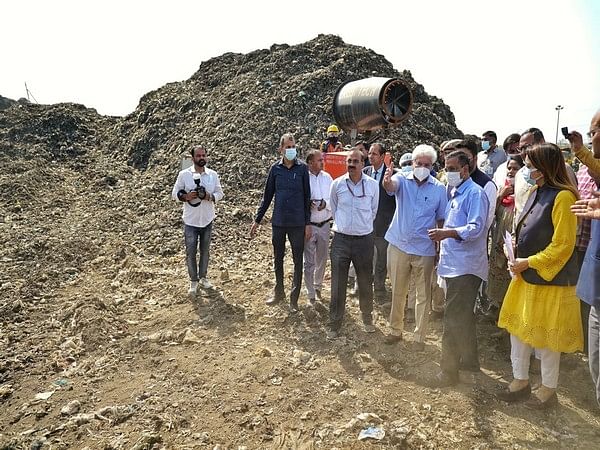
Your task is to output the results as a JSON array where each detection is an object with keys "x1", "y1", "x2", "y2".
[{"x1": 184, "y1": 222, "x2": 213, "y2": 281}]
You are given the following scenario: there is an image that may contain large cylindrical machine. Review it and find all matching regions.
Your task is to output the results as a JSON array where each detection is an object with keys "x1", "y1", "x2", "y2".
[{"x1": 332, "y1": 77, "x2": 413, "y2": 132}]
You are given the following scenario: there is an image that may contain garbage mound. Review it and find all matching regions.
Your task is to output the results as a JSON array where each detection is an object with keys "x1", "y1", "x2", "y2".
[{"x1": 109, "y1": 34, "x2": 462, "y2": 184}]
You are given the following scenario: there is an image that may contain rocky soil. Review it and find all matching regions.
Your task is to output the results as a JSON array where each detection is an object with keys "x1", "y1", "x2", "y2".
[{"x1": 1, "y1": 34, "x2": 599, "y2": 449}]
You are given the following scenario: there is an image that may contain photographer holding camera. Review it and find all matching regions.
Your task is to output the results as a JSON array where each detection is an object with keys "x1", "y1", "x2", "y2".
[{"x1": 172, "y1": 145, "x2": 224, "y2": 296}]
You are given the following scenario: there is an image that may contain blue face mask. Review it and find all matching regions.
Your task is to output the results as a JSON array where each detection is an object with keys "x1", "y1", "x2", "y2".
[
  {"x1": 481, "y1": 140, "x2": 491, "y2": 151},
  {"x1": 522, "y1": 166, "x2": 539, "y2": 185},
  {"x1": 284, "y1": 147, "x2": 297, "y2": 161},
  {"x1": 401, "y1": 165, "x2": 413, "y2": 174}
]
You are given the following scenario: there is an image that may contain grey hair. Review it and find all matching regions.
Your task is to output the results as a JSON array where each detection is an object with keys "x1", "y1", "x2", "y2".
[
  {"x1": 279, "y1": 133, "x2": 295, "y2": 147},
  {"x1": 412, "y1": 144, "x2": 437, "y2": 164}
]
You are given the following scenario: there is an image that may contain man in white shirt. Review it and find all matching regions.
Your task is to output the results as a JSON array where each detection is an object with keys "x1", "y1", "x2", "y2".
[
  {"x1": 172, "y1": 145, "x2": 224, "y2": 296},
  {"x1": 328, "y1": 149, "x2": 379, "y2": 338},
  {"x1": 304, "y1": 150, "x2": 333, "y2": 304}
]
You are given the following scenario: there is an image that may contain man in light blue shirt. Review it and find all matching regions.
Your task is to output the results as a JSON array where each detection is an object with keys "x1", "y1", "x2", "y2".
[
  {"x1": 427, "y1": 151, "x2": 489, "y2": 387},
  {"x1": 382, "y1": 145, "x2": 447, "y2": 350},
  {"x1": 328, "y1": 149, "x2": 379, "y2": 338}
]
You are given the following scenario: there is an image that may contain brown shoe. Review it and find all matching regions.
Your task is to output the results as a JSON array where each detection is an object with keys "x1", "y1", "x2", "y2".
[
  {"x1": 412, "y1": 341, "x2": 425, "y2": 352},
  {"x1": 496, "y1": 384, "x2": 531, "y2": 403},
  {"x1": 384, "y1": 334, "x2": 403, "y2": 345},
  {"x1": 524, "y1": 392, "x2": 558, "y2": 410}
]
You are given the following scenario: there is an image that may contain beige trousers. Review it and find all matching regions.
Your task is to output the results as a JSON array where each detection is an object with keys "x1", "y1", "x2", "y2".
[{"x1": 387, "y1": 245, "x2": 435, "y2": 342}]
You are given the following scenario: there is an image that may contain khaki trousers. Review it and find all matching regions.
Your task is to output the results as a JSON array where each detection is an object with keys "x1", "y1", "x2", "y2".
[{"x1": 387, "y1": 245, "x2": 435, "y2": 342}]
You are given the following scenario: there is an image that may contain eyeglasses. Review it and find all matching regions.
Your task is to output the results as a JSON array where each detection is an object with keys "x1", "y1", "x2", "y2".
[
  {"x1": 345, "y1": 179, "x2": 366, "y2": 198},
  {"x1": 346, "y1": 158, "x2": 362, "y2": 164},
  {"x1": 587, "y1": 129, "x2": 600, "y2": 139},
  {"x1": 518, "y1": 143, "x2": 533, "y2": 152}
]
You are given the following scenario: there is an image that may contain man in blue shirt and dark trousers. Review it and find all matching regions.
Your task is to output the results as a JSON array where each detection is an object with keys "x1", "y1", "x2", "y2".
[
  {"x1": 250, "y1": 133, "x2": 311, "y2": 312},
  {"x1": 427, "y1": 150, "x2": 489, "y2": 386}
]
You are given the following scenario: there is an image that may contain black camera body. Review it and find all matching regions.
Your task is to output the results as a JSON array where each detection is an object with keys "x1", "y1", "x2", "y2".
[
  {"x1": 561, "y1": 127, "x2": 569, "y2": 139},
  {"x1": 193, "y1": 178, "x2": 207, "y2": 200}
]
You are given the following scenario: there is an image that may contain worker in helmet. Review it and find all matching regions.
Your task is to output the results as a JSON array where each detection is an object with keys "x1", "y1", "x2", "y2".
[{"x1": 321, "y1": 125, "x2": 342, "y2": 153}]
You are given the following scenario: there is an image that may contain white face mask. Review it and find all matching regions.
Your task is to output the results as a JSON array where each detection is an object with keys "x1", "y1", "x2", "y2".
[
  {"x1": 413, "y1": 167, "x2": 430, "y2": 181},
  {"x1": 446, "y1": 171, "x2": 462, "y2": 187}
]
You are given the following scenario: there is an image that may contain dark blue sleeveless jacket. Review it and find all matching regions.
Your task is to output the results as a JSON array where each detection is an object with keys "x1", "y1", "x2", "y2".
[{"x1": 516, "y1": 185, "x2": 579, "y2": 286}]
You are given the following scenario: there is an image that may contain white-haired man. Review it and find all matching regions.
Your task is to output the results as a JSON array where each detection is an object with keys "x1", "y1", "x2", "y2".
[{"x1": 382, "y1": 144, "x2": 448, "y2": 350}]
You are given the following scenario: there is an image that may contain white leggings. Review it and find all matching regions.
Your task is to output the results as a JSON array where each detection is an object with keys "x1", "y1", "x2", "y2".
[{"x1": 510, "y1": 334, "x2": 561, "y2": 389}]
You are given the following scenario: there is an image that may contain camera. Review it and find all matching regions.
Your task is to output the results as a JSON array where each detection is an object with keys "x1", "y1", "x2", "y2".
[
  {"x1": 561, "y1": 127, "x2": 569, "y2": 138},
  {"x1": 193, "y1": 177, "x2": 207, "y2": 200}
]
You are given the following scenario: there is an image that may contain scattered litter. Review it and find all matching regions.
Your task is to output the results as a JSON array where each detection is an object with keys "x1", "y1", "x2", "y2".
[{"x1": 358, "y1": 426, "x2": 385, "y2": 441}]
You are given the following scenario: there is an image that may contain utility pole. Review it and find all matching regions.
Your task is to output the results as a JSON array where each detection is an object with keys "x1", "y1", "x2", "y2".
[{"x1": 555, "y1": 105, "x2": 564, "y2": 144}]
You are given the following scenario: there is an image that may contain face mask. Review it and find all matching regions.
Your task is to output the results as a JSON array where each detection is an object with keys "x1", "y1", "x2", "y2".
[
  {"x1": 328, "y1": 136, "x2": 338, "y2": 144},
  {"x1": 413, "y1": 166, "x2": 429, "y2": 181},
  {"x1": 284, "y1": 147, "x2": 297, "y2": 161},
  {"x1": 481, "y1": 140, "x2": 491, "y2": 151},
  {"x1": 446, "y1": 171, "x2": 462, "y2": 187},
  {"x1": 522, "y1": 166, "x2": 539, "y2": 186},
  {"x1": 506, "y1": 177, "x2": 515, "y2": 186},
  {"x1": 401, "y1": 165, "x2": 413, "y2": 174}
]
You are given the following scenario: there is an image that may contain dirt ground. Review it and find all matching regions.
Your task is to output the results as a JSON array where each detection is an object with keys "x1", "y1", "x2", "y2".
[{"x1": 2, "y1": 188, "x2": 600, "y2": 449}]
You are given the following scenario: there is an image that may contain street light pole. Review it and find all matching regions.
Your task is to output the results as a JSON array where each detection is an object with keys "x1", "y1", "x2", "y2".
[{"x1": 555, "y1": 105, "x2": 564, "y2": 144}]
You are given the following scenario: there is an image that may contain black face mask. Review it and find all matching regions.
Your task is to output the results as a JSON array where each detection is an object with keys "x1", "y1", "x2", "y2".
[
  {"x1": 328, "y1": 136, "x2": 338, "y2": 144},
  {"x1": 195, "y1": 159, "x2": 206, "y2": 167}
]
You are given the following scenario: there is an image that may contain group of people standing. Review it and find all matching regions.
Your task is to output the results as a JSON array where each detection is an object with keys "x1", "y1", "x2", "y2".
[{"x1": 172, "y1": 110, "x2": 600, "y2": 411}]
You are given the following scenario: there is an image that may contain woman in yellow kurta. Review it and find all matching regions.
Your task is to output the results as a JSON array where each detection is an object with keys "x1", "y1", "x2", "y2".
[{"x1": 497, "y1": 143, "x2": 583, "y2": 409}]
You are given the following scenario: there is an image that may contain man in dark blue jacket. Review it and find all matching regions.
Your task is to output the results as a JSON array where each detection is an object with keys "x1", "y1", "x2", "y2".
[{"x1": 250, "y1": 133, "x2": 311, "y2": 312}]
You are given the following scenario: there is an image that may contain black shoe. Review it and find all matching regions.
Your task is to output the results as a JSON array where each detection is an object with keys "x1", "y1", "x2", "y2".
[
  {"x1": 524, "y1": 392, "x2": 558, "y2": 410},
  {"x1": 384, "y1": 334, "x2": 403, "y2": 345},
  {"x1": 289, "y1": 300, "x2": 299, "y2": 313},
  {"x1": 327, "y1": 329, "x2": 339, "y2": 339},
  {"x1": 495, "y1": 384, "x2": 531, "y2": 403},
  {"x1": 426, "y1": 370, "x2": 458, "y2": 388}
]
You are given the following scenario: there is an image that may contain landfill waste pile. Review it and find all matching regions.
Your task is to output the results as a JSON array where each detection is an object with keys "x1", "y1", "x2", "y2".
[{"x1": 1, "y1": 34, "x2": 599, "y2": 449}]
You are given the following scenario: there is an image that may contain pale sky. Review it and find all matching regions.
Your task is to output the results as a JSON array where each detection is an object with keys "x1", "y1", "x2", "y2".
[{"x1": 2, "y1": 0, "x2": 599, "y2": 145}]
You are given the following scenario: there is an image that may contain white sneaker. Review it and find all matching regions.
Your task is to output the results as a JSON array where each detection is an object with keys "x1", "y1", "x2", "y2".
[
  {"x1": 188, "y1": 281, "x2": 198, "y2": 295},
  {"x1": 199, "y1": 278, "x2": 213, "y2": 289}
]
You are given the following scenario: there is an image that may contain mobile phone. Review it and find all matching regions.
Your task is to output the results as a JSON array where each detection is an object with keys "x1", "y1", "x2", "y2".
[
  {"x1": 384, "y1": 152, "x2": 392, "y2": 168},
  {"x1": 561, "y1": 126, "x2": 569, "y2": 138}
]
